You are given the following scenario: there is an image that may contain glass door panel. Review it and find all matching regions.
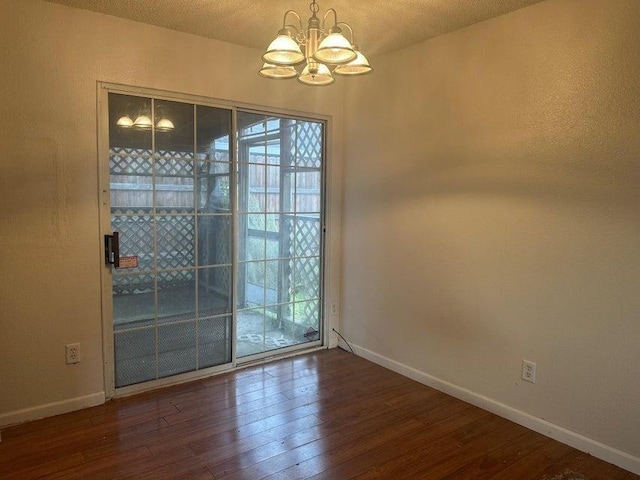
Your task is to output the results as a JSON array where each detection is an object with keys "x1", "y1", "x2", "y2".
[
  {"x1": 108, "y1": 93, "x2": 232, "y2": 388},
  {"x1": 236, "y1": 112, "x2": 324, "y2": 358},
  {"x1": 106, "y1": 91, "x2": 325, "y2": 387}
]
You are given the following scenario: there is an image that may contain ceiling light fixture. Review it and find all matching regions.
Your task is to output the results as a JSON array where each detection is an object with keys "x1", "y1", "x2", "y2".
[{"x1": 260, "y1": 0, "x2": 372, "y2": 86}]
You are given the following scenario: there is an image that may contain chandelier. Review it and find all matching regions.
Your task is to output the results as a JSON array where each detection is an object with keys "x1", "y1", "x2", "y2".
[
  {"x1": 259, "y1": 0, "x2": 373, "y2": 86},
  {"x1": 116, "y1": 104, "x2": 175, "y2": 131}
]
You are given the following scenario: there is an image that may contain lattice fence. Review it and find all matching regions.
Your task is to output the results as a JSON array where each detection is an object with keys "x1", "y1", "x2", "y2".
[
  {"x1": 285, "y1": 215, "x2": 321, "y2": 323},
  {"x1": 110, "y1": 141, "x2": 321, "y2": 323},
  {"x1": 290, "y1": 121, "x2": 322, "y2": 169}
]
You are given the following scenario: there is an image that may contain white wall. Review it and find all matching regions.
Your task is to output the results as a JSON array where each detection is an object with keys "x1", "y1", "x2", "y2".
[
  {"x1": 0, "y1": 0, "x2": 344, "y2": 422},
  {"x1": 2, "y1": 0, "x2": 639, "y2": 472},
  {"x1": 341, "y1": 0, "x2": 640, "y2": 470}
]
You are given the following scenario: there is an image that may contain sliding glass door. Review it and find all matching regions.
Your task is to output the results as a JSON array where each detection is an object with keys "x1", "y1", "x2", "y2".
[
  {"x1": 107, "y1": 94, "x2": 233, "y2": 388},
  {"x1": 103, "y1": 89, "x2": 324, "y2": 391}
]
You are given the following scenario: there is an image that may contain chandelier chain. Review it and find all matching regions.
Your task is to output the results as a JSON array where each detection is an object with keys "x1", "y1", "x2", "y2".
[{"x1": 309, "y1": 0, "x2": 319, "y2": 15}]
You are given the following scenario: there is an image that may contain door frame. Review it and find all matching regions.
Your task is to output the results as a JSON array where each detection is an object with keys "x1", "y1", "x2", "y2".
[{"x1": 98, "y1": 82, "x2": 331, "y2": 399}]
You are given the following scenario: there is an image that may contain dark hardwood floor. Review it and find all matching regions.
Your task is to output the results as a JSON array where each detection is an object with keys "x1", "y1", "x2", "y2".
[{"x1": 0, "y1": 348, "x2": 637, "y2": 479}]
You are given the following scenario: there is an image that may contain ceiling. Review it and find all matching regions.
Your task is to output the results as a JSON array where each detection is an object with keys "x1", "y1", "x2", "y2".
[{"x1": 43, "y1": 0, "x2": 544, "y2": 57}]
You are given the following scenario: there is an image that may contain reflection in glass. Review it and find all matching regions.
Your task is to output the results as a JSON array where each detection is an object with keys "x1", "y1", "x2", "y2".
[
  {"x1": 109, "y1": 97, "x2": 325, "y2": 381},
  {"x1": 198, "y1": 266, "x2": 232, "y2": 317},
  {"x1": 198, "y1": 162, "x2": 230, "y2": 213},
  {"x1": 197, "y1": 105, "x2": 231, "y2": 161},
  {"x1": 109, "y1": 94, "x2": 152, "y2": 151},
  {"x1": 155, "y1": 100, "x2": 194, "y2": 158},
  {"x1": 110, "y1": 93, "x2": 234, "y2": 388},
  {"x1": 197, "y1": 215, "x2": 232, "y2": 266}
]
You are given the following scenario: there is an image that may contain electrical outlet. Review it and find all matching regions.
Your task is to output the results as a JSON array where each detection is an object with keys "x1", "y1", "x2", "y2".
[
  {"x1": 331, "y1": 304, "x2": 338, "y2": 315},
  {"x1": 66, "y1": 343, "x2": 80, "y2": 365},
  {"x1": 522, "y1": 359, "x2": 536, "y2": 383}
]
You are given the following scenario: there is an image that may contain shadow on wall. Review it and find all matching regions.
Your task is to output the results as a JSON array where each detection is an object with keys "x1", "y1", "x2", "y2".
[{"x1": 346, "y1": 129, "x2": 640, "y2": 215}]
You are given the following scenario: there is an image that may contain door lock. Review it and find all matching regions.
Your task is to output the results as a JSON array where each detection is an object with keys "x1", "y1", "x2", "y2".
[{"x1": 104, "y1": 232, "x2": 120, "y2": 268}]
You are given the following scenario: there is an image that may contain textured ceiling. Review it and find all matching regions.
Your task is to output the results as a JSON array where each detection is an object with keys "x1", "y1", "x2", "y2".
[{"x1": 42, "y1": 0, "x2": 544, "y2": 57}]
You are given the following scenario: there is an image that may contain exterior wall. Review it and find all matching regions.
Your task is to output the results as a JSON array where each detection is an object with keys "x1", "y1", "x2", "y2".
[
  {"x1": 341, "y1": 0, "x2": 640, "y2": 469},
  {"x1": 0, "y1": 0, "x2": 344, "y2": 422}
]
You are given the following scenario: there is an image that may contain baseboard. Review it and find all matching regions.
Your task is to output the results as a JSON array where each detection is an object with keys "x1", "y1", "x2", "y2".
[
  {"x1": 350, "y1": 343, "x2": 640, "y2": 476},
  {"x1": 0, "y1": 392, "x2": 106, "y2": 430}
]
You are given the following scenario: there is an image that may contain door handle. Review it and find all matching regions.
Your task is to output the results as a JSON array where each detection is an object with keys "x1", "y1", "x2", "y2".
[{"x1": 104, "y1": 232, "x2": 120, "y2": 268}]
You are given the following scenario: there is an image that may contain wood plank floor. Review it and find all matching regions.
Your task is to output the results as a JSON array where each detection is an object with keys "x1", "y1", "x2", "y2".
[{"x1": 0, "y1": 348, "x2": 637, "y2": 479}]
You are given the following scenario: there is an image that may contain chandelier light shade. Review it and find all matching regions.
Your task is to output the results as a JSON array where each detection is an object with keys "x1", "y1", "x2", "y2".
[
  {"x1": 155, "y1": 118, "x2": 175, "y2": 131},
  {"x1": 263, "y1": 30, "x2": 306, "y2": 65},
  {"x1": 133, "y1": 114, "x2": 153, "y2": 130},
  {"x1": 259, "y1": 62, "x2": 299, "y2": 79},
  {"x1": 155, "y1": 105, "x2": 175, "y2": 131},
  {"x1": 334, "y1": 48, "x2": 373, "y2": 76},
  {"x1": 313, "y1": 28, "x2": 356, "y2": 64},
  {"x1": 298, "y1": 62, "x2": 335, "y2": 86},
  {"x1": 259, "y1": 0, "x2": 372, "y2": 86},
  {"x1": 116, "y1": 103, "x2": 175, "y2": 131},
  {"x1": 116, "y1": 115, "x2": 134, "y2": 127}
]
